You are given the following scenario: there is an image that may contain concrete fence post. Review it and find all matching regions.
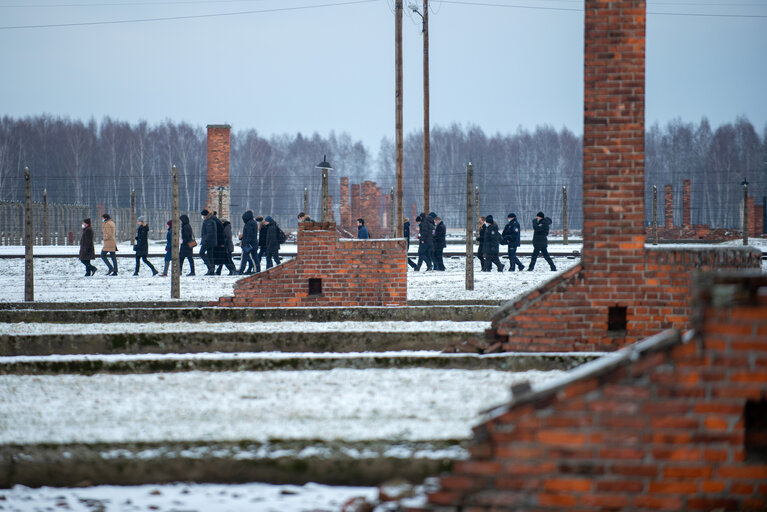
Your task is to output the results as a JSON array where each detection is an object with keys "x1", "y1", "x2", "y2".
[
  {"x1": 24, "y1": 168, "x2": 34, "y2": 302},
  {"x1": 562, "y1": 185, "x2": 568, "y2": 245},
  {"x1": 466, "y1": 162, "x2": 474, "y2": 291}
]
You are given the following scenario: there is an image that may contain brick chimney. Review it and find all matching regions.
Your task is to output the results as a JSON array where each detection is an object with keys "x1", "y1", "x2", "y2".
[{"x1": 206, "y1": 125, "x2": 231, "y2": 221}]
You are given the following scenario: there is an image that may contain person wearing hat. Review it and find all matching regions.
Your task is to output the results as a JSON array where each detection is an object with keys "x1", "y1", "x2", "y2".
[
  {"x1": 502, "y1": 213, "x2": 525, "y2": 271},
  {"x1": 480, "y1": 215, "x2": 504, "y2": 272},
  {"x1": 528, "y1": 211, "x2": 556, "y2": 271},
  {"x1": 263, "y1": 216, "x2": 284, "y2": 269},
  {"x1": 414, "y1": 212, "x2": 434, "y2": 271},
  {"x1": 78, "y1": 218, "x2": 97, "y2": 277},
  {"x1": 133, "y1": 216, "x2": 158, "y2": 276},
  {"x1": 199, "y1": 209, "x2": 217, "y2": 275}
]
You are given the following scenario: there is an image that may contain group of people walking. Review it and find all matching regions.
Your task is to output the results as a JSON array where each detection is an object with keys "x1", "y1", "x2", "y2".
[
  {"x1": 405, "y1": 212, "x2": 447, "y2": 272},
  {"x1": 77, "y1": 209, "x2": 285, "y2": 277},
  {"x1": 476, "y1": 211, "x2": 556, "y2": 272}
]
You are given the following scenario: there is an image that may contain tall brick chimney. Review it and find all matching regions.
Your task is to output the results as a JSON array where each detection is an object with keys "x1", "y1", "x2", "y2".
[
  {"x1": 682, "y1": 179, "x2": 691, "y2": 229},
  {"x1": 664, "y1": 184, "x2": 674, "y2": 230},
  {"x1": 206, "y1": 125, "x2": 231, "y2": 221}
]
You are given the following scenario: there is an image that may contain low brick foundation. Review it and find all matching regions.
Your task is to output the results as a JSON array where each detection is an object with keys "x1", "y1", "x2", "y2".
[{"x1": 213, "y1": 222, "x2": 407, "y2": 307}]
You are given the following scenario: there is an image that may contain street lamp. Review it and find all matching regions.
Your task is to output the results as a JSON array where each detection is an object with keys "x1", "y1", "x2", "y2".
[{"x1": 316, "y1": 155, "x2": 332, "y2": 222}]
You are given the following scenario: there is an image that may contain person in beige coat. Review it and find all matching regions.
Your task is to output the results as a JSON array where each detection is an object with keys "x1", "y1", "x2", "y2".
[{"x1": 100, "y1": 213, "x2": 118, "y2": 276}]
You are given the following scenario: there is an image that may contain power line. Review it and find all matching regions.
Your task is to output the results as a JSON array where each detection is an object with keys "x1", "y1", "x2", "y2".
[{"x1": 0, "y1": 0, "x2": 378, "y2": 30}]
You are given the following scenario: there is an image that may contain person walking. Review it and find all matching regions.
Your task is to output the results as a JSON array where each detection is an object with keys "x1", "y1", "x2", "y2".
[
  {"x1": 199, "y1": 209, "x2": 217, "y2": 275},
  {"x1": 238, "y1": 210, "x2": 258, "y2": 274},
  {"x1": 480, "y1": 215, "x2": 504, "y2": 272},
  {"x1": 179, "y1": 214, "x2": 196, "y2": 276},
  {"x1": 475, "y1": 216, "x2": 486, "y2": 270},
  {"x1": 133, "y1": 216, "x2": 158, "y2": 276},
  {"x1": 159, "y1": 220, "x2": 173, "y2": 276},
  {"x1": 502, "y1": 212, "x2": 525, "y2": 271},
  {"x1": 528, "y1": 211, "x2": 557, "y2": 271},
  {"x1": 79, "y1": 218, "x2": 97, "y2": 276},
  {"x1": 100, "y1": 213, "x2": 118, "y2": 276},
  {"x1": 215, "y1": 219, "x2": 237, "y2": 275},
  {"x1": 357, "y1": 218, "x2": 370, "y2": 239},
  {"x1": 414, "y1": 212, "x2": 434, "y2": 271},
  {"x1": 264, "y1": 216, "x2": 284, "y2": 269},
  {"x1": 255, "y1": 215, "x2": 267, "y2": 272},
  {"x1": 433, "y1": 216, "x2": 447, "y2": 271},
  {"x1": 404, "y1": 217, "x2": 416, "y2": 270}
]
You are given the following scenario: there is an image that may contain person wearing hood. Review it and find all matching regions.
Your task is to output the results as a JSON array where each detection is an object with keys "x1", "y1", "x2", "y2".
[
  {"x1": 254, "y1": 216, "x2": 267, "y2": 272},
  {"x1": 263, "y1": 216, "x2": 283, "y2": 269},
  {"x1": 414, "y1": 212, "x2": 434, "y2": 271},
  {"x1": 404, "y1": 217, "x2": 416, "y2": 269},
  {"x1": 238, "y1": 210, "x2": 258, "y2": 274},
  {"x1": 528, "y1": 211, "x2": 557, "y2": 271},
  {"x1": 159, "y1": 220, "x2": 173, "y2": 276},
  {"x1": 480, "y1": 215, "x2": 504, "y2": 272},
  {"x1": 78, "y1": 218, "x2": 97, "y2": 276},
  {"x1": 357, "y1": 218, "x2": 370, "y2": 239},
  {"x1": 100, "y1": 213, "x2": 118, "y2": 276},
  {"x1": 215, "y1": 218, "x2": 237, "y2": 275},
  {"x1": 502, "y1": 212, "x2": 525, "y2": 272},
  {"x1": 133, "y1": 216, "x2": 158, "y2": 276},
  {"x1": 475, "y1": 216, "x2": 486, "y2": 270},
  {"x1": 199, "y1": 209, "x2": 217, "y2": 275},
  {"x1": 179, "y1": 214, "x2": 196, "y2": 276},
  {"x1": 433, "y1": 216, "x2": 447, "y2": 271}
]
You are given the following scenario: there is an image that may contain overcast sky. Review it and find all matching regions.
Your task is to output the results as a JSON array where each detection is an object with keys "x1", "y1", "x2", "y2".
[{"x1": 1, "y1": 0, "x2": 765, "y2": 153}]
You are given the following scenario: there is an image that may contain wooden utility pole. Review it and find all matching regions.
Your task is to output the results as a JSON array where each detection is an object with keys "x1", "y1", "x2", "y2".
[
  {"x1": 652, "y1": 185, "x2": 658, "y2": 245},
  {"x1": 42, "y1": 189, "x2": 48, "y2": 246},
  {"x1": 303, "y1": 187, "x2": 308, "y2": 216},
  {"x1": 465, "y1": 162, "x2": 474, "y2": 291},
  {"x1": 171, "y1": 166, "x2": 180, "y2": 299},
  {"x1": 395, "y1": 0, "x2": 404, "y2": 237},
  {"x1": 743, "y1": 182, "x2": 749, "y2": 246},
  {"x1": 422, "y1": 0, "x2": 430, "y2": 215},
  {"x1": 390, "y1": 187, "x2": 396, "y2": 238},
  {"x1": 24, "y1": 167, "x2": 34, "y2": 302},
  {"x1": 562, "y1": 186, "x2": 568, "y2": 245},
  {"x1": 130, "y1": 190, "x2": 136, "y2": 245}
]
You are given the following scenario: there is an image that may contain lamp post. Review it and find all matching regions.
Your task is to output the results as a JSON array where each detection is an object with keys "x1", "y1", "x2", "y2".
[
  {"x1": 741, "y1": 177, "x2": 749, "y2": 245},
  {"x1": 317, "y1": 156, "x2": 332, "y2": 223}
]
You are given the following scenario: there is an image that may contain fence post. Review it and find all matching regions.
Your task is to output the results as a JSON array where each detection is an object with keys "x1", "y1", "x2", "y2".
[
  {"x1": 474, "y1": 186, "x2": 479, "y2": 233},
  {"x1": 171, "y1": 166, "x2": 180, "y2": 299},
  {"x1": 24, "y1": 168, "x2": 34, "y2": 302},
  {"x1": 562, "y1": 185, "x2": 568, "y2": 245},
  {"x1": 652, "y1": 185, "x2": 658, "y2": 245},
  {"x1": 466, "y1": 162, "x2": 474, "y2": 291},
  {"x1": 42, "y1": 190, "x2": 48, "y2": 245},
  {"x1": 743, "y1": 182, "x2": 749, "y2": 246},
  {"x1": 130, "y1": 190, "x2": 136, "y2": 245},
  {"x1": 303, "y1": 187, "x2": 308, "y2": 217}
]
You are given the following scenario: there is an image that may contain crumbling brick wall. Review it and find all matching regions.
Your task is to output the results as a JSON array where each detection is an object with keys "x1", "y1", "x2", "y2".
[
  {"x1": 427, "y1": 272, "x2": 767, "y2": 510},
  {"x1": 206, "y1": 125, "x2": 230, "y2": 221},
  {"x1": 213, "y1": 221, "x2": 407, "y2": 307}
]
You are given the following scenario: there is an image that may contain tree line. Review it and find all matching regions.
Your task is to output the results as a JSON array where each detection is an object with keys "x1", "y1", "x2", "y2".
[{"x1": 1, "y1": 115, "x2": 764, "y2": 229}]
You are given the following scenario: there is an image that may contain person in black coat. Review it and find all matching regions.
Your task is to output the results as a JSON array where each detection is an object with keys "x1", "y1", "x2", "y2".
[
  {"x1": 211, "y1": 212, "x2": 227, "y2": 272},
  {"x1": 404, "y1": 217, "x2": 417, "y2": 270},
  {"x1": 215, "y1": 219, "x2": 237, "y2": 275},
  {"x1": 179, "y1": 214, "x2": 195, "y2": 276},
  {"x1": 475, "y1": 217, "x2": 486, "y2": 270},
  {"x1": 255, "y1": 216, "x2": 267, "y2": 272},
  {"x1": 264, "y1": 216, "x2": 282, "y2": 269},
  {"x1": 502, "y1": 212, "x2": 525, "y2": 272},
  {"x1": 238, "y1": 210, "x2": 258, "y2": 274},
  {"x1": 528, "y1": 211, "x2": 557, "y2": 271},
  {"x1": 78, "y1": 218, "x2": 97, "y2": 276},
  {"x1": 414, "y1": 213, "x2": 434, "y2": 271},
  {"x1": 480, "y1": 215, "x2": 504, "y2": 272},
  {"x1": 199, "y1": 209, "x2": 217, "y2": 275},
  {"x1": 432, "y1": 216, "x2": 447, "y2": 271},
  {"x1": 160, "y1": 220, "x2": 173, "y2": 276},
  {"x1": 133, "y1": 216, "x2": 158, "y2": 276}
]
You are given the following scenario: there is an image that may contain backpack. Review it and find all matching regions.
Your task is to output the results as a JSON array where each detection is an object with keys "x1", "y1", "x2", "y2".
[{"x1": 277, "y1": 227, "x2": 287, "y2": 244}]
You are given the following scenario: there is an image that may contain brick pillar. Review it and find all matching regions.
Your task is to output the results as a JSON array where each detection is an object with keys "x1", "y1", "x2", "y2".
[
  {"x1": 754, "y1": 204, "x2": 764, "y2": 237},
  {"x1": 381, "y1": 191, "x2": 392, "y2": 232},
  {"x1": 746, "y1": 196, "x2": 756, "y2": 237},
  {"x1": 351, "y1": 184, "x2": 361, "y2": 223},
  {"x1": 582, "y1": 0, "x2": 646, "y2": 270},
  {"x1": 664, "y1": 184, "x2": 674, "y2": 230},
  {"x1": 339, "y1": 177, "x2": 351, "y2": 229},
  {"x1": 682, "y1": 179, "x2": 691, "y2": 229},
  {"x1": 206, "y1": 125, "x2": 231, "y2": 220}
]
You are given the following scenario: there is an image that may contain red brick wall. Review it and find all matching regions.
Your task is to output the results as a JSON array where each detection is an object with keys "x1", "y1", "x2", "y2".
[
  {"x1": 428, "y1": 273, "x2": 767, "y2": 511},
  {"x1": 664, "y1": 184, "x2": 674, "y2": 230},
  {"x1": 213, "y1": 222, "x2": 407, "y2": 307},
  {"x1": 340, "y1": 177, "x2": 351, "y2": 228},
  {"x1": 206, "y1": 125, "x2": 231, "y2": 221},
  {"x1": 682, "y1": 179, "x2": 691, "y2": 228},
  {"x1": 351, "y1": 184, "x2": 361, "y2": 226}
]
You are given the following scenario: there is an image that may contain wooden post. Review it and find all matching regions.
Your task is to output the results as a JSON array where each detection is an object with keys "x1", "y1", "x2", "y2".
[
  {"x1": 303, "y1": 187, "x2": 308, "y2": 216},
  {"x1": 130, "y1": 190, "x2": 136, "y2": 245},
  {"x1": 422, "y1": 0, "x2": 430, "y2": 215},
  {"x1": 465, "y1": 162, "x2": 474, "y2": 291},
  {"x1": 743, "y1": 182, "x2": 749, "y2": 246},
  {"x1": 474, "y1": 186, "x2": 479, "y2": 234},
  {"x1": 171, "y1": 166, "x2": 180, "y2": 299},
  {"x1": 321, "y1": 167, "x2": 329, "y2": 222},
  {"x1": 42, "y1": 189, "x2": 48, "y2": 246},
  {"x1": 652, "y1": 185, "x2": 658, "y2": 245},
  {"x1": 395, "y1": 0, "x2": 404, "y2": 238},
  {"x1": 24, "y1": 168, "x2": 34, "y2": 302},
  {"x1": 562, "y1": 185, "x2": 568, "y2": 245},
  {"x1": 390, "y1": 187, "x2": 396, "y2": 238}
]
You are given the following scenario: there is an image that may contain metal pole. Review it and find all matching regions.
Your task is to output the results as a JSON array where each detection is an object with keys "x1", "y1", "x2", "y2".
[
  {"x1": 743, "y1": 183, "x2": 748, "y2": 246},
  {"x1": 130, "y1": 190, "x2": 136, "y2": 245},
  {"x1": 652, "y1": 185, "x2": 658, "y2": 245},
  {"x1": 422, "y1": 0, "x2": 430, "y2": 215},
  {"x1": 395, "y1": 0, "x2": 404, "y2": 238},
  {"x1": 42, "y1": 189, "x2": 48, "y2": 246},
  {"x1": 465, "y1": 163, "x2": 474, "y2": 291},
  {"x1": 171, "y1": 166, "x2": 180, "y2": 299},
  {"x1": 303, "y1": 187, "x2": 308, "y2": 216},
  {"x1": 562, "y1": 186, "x2": 568, "y2": 245},
  {"x1": 321, "y1": 168, "x2": 329, "y2": 222},
  {"x1": 24, "y1": 168, "x2": 34, "y2": 302}
]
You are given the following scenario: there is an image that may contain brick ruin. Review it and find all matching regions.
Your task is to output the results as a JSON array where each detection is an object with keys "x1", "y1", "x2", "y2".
[
  {"x1": 427, "y1": 272, "x2": 767, "y2": 510},
  {"x1": 213, "y1": 221, "x2": 407, "y2": 307},
  {"x1": 339, "y1": 177, "x2": 391, "y2": 238},
  {"x1": 654, "y1": 178, "x2": 764, "y2": 240},
  {"x1": 205, "y1": 124, "x2": 231, "y2": 221},
  {"x1": 485, "y1": 0, "x2": 760, "y2": 354}
]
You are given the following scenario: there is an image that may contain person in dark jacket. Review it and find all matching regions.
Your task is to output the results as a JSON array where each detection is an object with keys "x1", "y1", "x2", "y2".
[
  {"x1": 528, "y1": 211, "x2": 557, "y2": 271},
  {"x1": 480, "y1": 215, "x2": 504, "y2": 272},
  {"x1": 159, "y1": 220, "x2": 173, "y2": 276},
  {"x1": 79, "y1": 218, "x2": 97, "y2": 276},
  {"x1": 475, "y1": 216, "x2": 486, "y2": 270},
  {"x1": 357, "y1": 218, "x2": 370, "y2": 239},
  {"x1": 238, "y1": 210, "x2": 258, "y2": 274},
  {"x1": 255, "y1": 216, "x2": 267, "y2": 272},
  {"x1": 179, "y1": 214, "x2": 195, "y2": 276},
  {"x1": 199, "y1": 209, "x2": 217, "y2": 275},
  {"x1": 432, "y1": 216, "x2": 447, "y2": 271},
  {"x1": 502, "y1": 212, "x2": 525, "y2": 272},
  {"x1": 404, "y1": 217, "x2": 417, "y2": 270},
  {"x1": 215, "y1": 219, "x2": 237, "y2": 275},
  {"x1": 133, "y1": 216, "x2": 158, "y2": 276},
  {"x1": 414, "y1": 212, "x2": 434, "y2": 271},
  {"x1": 211, "y1": 212, "x2": 227, "y2": 272},
  {"x1": 264, "y1": 216, "x2": 282, "y2": 269}
]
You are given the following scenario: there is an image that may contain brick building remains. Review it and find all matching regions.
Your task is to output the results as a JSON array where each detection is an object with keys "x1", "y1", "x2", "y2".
[
  {"x1": 205, "y1": 124, "x2": 231, "y2": 221},
  {"x1": 339, "y1": 177, "x2": 391, "y2": 238}
]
